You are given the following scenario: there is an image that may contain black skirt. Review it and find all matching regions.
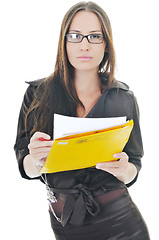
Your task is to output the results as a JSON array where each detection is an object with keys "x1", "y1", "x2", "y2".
[{"x1": 49, "y1": 189, "x2": 150, "y2": 240}]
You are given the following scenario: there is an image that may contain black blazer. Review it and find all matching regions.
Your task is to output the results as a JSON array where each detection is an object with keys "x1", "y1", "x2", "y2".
[
  {"x1": 14, "y1": 78, "x2": 143, "y2": 182},
  {"x1": 14, "y1": 77, "x2": 144, "y2": 225}
]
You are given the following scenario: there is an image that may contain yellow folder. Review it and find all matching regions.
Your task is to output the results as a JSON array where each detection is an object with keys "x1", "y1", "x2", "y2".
[{"x1": 40, "y1": 120, "x2": 133, "y2": 174}]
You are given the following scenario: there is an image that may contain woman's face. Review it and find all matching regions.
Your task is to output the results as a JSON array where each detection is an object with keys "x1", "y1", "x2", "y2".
[{"x1": 66, "y1": 11, "x2": 106, "y2": 73}]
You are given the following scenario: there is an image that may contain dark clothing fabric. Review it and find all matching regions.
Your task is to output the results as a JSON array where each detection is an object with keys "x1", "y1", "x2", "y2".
[
  {"x1": 14, "y1": 77, "x2": 143, "y2": 183},
  {"x1": 49, "y1": 169, "x2": 126, "y2": 226},
  {"x1": 14, "y1": 76, "x2": 146, "y2": 233},
  {"x1": 49, "y1": 189, "x2": 150, "y2": 240}
]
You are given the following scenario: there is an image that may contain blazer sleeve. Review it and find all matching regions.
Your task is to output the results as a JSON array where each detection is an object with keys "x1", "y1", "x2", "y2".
[
  {"x1": 124, "y1": 92, "x2": 144, "y2": 187},
  {"x1": 14, "y1": 84, "x2": 39, "y2": 180}
]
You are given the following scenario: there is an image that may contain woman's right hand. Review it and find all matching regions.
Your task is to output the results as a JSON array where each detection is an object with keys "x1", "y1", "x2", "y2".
[
  {"x1": 28, "y1": 132, "x2": 53, "y2": 169},
  {"x1": 24, "y1": 132, "x2": 53, "y2": 178}
]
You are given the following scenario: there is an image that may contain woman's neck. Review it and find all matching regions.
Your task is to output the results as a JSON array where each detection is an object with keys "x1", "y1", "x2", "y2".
[
  {"x1": 74, "y1": 69, "x2": 103, "y2": 118},
  {"x1": 74, "y1": 69, "x2": 101, "y2": 96}
]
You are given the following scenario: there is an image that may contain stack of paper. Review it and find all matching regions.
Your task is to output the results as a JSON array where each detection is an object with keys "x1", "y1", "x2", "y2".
[
  {"x1": 40, "y1": 114, "x2": 133, "y2": 174},
  {"x1": 53, "y1": 114, "x2": 127, "y2": 139}
]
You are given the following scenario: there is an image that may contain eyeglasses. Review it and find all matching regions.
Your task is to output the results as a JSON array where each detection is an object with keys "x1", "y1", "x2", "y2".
[{"x1": 65, "y1": 33, "x2": 105, "y2": 44}]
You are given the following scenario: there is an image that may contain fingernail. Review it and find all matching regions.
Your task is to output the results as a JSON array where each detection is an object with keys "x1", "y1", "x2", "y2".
[
  {"x1": 113, "y1": 154, "x2": 117, "y2": 158},
  {"x1": 96, "y1": 163, "x2": 101, "y2": 169},
  {"x1": 45, "y1": 135, "x2": 51, "y2": 140}
]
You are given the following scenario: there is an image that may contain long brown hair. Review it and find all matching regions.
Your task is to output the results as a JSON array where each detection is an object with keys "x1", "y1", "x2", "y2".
[{"x1": 26, "y1": 1, "x2": 116, "y2": 137}]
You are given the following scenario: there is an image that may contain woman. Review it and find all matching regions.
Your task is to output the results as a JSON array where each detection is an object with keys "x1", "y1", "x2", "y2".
[{"x1": 14, "y1": 1, "x2": 150, "y2": 239}]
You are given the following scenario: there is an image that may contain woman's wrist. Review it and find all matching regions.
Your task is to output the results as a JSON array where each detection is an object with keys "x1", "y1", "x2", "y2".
[{"x1": 116, "y1": 162, "x2": 137, "y2": 184}]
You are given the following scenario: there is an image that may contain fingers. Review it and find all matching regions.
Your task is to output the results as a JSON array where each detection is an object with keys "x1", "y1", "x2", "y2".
[
  {"x1": 96, "y1": 152, "x2": 129, "y2": 177},
  {"x1": 113, "y1": 152, "x2": 128, "y2": 161},
  {"x1": 28, "y1": 132, "x2": 53, "y2": 167},
  {"x1": 96, "y1": 152, "x2": 128, "y2": 168},
  {"x1": 29, "y1": 150, "x2": 51, "y2": 161},
  {"x1": 29, "y1": 146, "x2": 52, "y2": 154},
  {"x1": 30, "y1": 132, "x2": 51, "y2": 142},
  {"x1": 28, "y1": 140, "x2": 53, "y2": 153},
  {"x1": 28, "y1": 132, "x2": 53, "y2": 152}
]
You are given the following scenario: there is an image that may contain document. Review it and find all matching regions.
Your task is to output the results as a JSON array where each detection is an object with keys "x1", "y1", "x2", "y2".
[
  {"x1": 40, "y1": 115, "x2": 133, "y2": 174},
  {"x1": 54, "y1": 114, "x2": 127, "y2": 139}
]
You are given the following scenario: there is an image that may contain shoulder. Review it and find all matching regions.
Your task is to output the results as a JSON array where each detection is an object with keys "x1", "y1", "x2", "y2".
[
  {"x1": 22, "y1": 77, "x2": 46, "y2": 108},
  {"x1": 102, "y1": 78, "x2": 137, "y2": 117},
  {"x1": 25, "y1": 77, "x2": 46, "y2": 87},
  {"x1": 110, "y1": 80, "x2": 129, "y2": 91},
  {"x1": 100, "y1": 74, "x2": 131, "y2": 94},
  {"x1": 25, "y1": 77, "x2": 46, "y2": 96},
  {"x1": 101, "y1": 74, "x2": 135, "y2": 102},
  {"x1": 108, "y1": 79, "x2": 135, "y2": 101}
]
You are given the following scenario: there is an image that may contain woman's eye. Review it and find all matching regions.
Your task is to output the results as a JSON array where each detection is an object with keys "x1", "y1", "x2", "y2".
[
  {"x1": 71, "y1": 34, "x2": 81, "y2": 39},
  {"x1": 90, "y1": 34, "x2": 100, "y2": 39}
]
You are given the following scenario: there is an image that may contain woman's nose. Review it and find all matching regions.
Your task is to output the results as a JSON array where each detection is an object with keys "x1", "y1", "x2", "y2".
[{"x1": 80, "y1": 37, "x2": 90, "y2": 51}]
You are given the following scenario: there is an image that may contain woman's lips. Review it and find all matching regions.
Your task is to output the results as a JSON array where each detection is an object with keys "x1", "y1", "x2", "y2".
[{"x1": 77, "y1": 56, "x2": 92, "y2": 61}]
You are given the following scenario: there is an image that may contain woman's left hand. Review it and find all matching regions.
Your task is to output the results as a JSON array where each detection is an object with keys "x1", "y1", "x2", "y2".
[{"x1": 96, "y1": 152, "x2": 130, "y2": 182}]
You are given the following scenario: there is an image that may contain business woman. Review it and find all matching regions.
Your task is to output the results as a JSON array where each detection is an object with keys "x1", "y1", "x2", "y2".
[{"x1": 14, "y1": 1, "x2": 150, "y2": 239}]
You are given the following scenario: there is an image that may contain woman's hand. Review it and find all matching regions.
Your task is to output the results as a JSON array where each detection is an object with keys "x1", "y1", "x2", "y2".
[
  {"x1": 24, "y1": 132, "x2": 53, "y2": 178},
  {"x1": 96, "y1": 152, "x2": 137, "y2": 184},
  {"x1": 28, "y1": 132, "x2": 53, "y2": 169}
]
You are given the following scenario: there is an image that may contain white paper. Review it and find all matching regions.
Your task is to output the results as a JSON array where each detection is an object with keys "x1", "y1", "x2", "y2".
[{"x1": 54, "y1": 114, "x2": 127, "y2": 140}]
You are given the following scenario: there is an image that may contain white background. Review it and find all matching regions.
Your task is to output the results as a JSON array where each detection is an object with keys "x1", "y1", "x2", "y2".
[{"x1": 0, "y1": 0, "x2": 159, "y2": 239}]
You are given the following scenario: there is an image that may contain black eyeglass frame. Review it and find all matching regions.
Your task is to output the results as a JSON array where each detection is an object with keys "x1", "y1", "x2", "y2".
[{"x1": 65, "y1": 33, "x2": 105, "y2": 44}]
